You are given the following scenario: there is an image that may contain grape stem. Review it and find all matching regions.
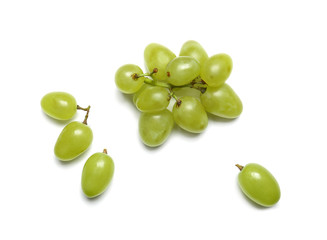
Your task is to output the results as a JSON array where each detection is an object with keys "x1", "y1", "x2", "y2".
[
  {"x1": 170, "y1": 91, "x2": 182, "y2": 107},
  {"x1": 132, "y1": 68, "x2": 158, "y2": 80},
  {"x1": 103, "y1": 149, "x2": 108, "y2": 154},
  {"x1": 81, "y1": 105, "x2": 91, "y2": 125},
  {"x1": 235, "y1": 164, "x2": 244, "y2": 171}
]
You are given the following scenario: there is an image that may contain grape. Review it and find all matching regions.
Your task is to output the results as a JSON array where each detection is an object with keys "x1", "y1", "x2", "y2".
[
  {"x1": 54, "y1": 121, "x2": 93, "y2": 161},
  {"x1": 236, "y1": 163, "x2": 281, "y2": 207},
  {"x1": 81, "y1": 149, "x2": 114, "y2": 198},
  {"x1": 166, "y1": 56, "x2": 201, "y2": 86},
  {"x1": 134, "y1": 85, "x2": 170, "y2": 112},
  {"x1": 200, "y1": 84, "x2": 243, "y2": 119},
  {"x1": 139, "y1": 109, "x2": 174, "y2": 147},
  {"x1": 115, "y1": 64, "x2": 145, "y2": 94},
  {"x1": 41, "y1": 92, "x2": 77, "y2": 120},
  {"x1": 173, "y1": 96, "x2": 208, "y2": 133},
  {"x1": 201, "y1": 53, "x2": 233, "y2": 87},
  {"x1": 179, "y1": 40, "x2": 208, "y2": 66},
  {"x1": 144, "y1": 43, "x2": 176, "y2": 81}
]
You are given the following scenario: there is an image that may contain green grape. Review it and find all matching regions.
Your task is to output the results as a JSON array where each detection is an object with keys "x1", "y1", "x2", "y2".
[
  {"x1": 144, "y1": 43, "x2": 176, "y2": 81},
  {"x1": 81, "y1": 149, "x2": 114, "y2": 198},
  {"x1": 200, "y1": 84, "x2": 242, "y2": 119},
  {"x1": 115, "y1": 64, "x2": 145, "y2": 94},
  {"x1": 173, "y1": 96, "x2": 208, "y2": 133},
  {"x1": 179, "y1": 40, "x2": 208, "y2": 66},
  {"x1": 133, "y1": 84, "x2": 150, "y2": 105},
  {"x1": 139, "y1": 109, "x2": 174, "y2": 147},
  {"x1": 201, "y1": 53, "x2": 233, "y2": 87},
  {"x1": 135, "y1": 85, "x2": 170, "y2": 112},
  {"x1": 166, "y1": 56, "x2": 201, "y2": 86},
  {"x1": 236, "y1": 163, "x2": 281, "y2": 207},
  {"x1": 54, "y1": 121, "x2": 93, "y2": 161},
  {"x1": 41, "y1": 92, "x2": 77, "y2": 120}
]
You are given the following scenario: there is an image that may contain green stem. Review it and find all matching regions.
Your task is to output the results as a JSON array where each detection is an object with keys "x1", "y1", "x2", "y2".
[
  {"x1": 169, "y1": 90, "x2": 182, "y2": 107},
  {"x1": 132, "y1": 68, "x2": 158, "y2": 80}
]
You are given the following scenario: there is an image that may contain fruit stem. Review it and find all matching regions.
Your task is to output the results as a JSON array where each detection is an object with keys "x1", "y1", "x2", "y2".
[
  {"x1": 132, "y1": 68, "x2": 158, "y2": 79},
  {"x1": 144, "y1": 77, "x2": 171, "y2": 88},
  {"x1": 170, "y1": 91, "x2": 182, "y2": 107},
  {"x1": 103, "y1": 149, "x2": 107, "y2": 154},
  {"x1": 235, "y1": 164, "x2": 244, "y2": 171},
  {"x1": 77, "y1": 105, "x2": 90, "y2": 111},
  {"x1": 82, "y1": 105, "x2": 91, "y2": 125}
]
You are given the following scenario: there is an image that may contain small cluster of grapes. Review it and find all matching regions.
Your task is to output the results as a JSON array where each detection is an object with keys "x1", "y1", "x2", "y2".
[
  {"x1": 115, "y1": 40, "x2": 243, "y2": 147},
  {"x1": 41, "y1": 92, "x2": 114, "y2": 198}
]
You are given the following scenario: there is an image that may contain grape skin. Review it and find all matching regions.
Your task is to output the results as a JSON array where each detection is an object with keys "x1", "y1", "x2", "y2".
[
  {"x1": 179, "y1": 40, "x2": 208, "y2": 66},
  {"x1": 115, "y1": 64, "x2": 145, "y2": 94},
  {"x1": 54, "y1": 121, "x2": 93, "y2": 161},
  {"x1": 173, "y1": 96, "x2": 208, "y2": 133},
  {"x1": 237, "y1": 163, "x2": 281, "y2": 207},
  {"x1": 41, "y1": 92, "x2": 77, "y2": 120},
  {"x1": 81, "y1": 152, "x2": 114, "y2": 198}
]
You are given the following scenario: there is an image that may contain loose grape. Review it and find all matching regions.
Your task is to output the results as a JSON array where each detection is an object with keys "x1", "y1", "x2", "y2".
[
  {"x1": 173, "y1": 96, "x2": 208, "y2": 133},
  {"x1": 54, "y1": 121, "x2": 93, "y2": 161},
  {"x1": 144, "y1": 43, "x2": 176, "y2": 81},
  {"x1": 236, "y1": 163, "x2": 281, "y2": 207},
  {"x1": 115, "y1": 64, "x2": 145, "y2": 94},
  {"x1": 81, "y1": 150, "x2": 114, "y2": 198},
  {"x1": 200, "y1": 84, "x2": 243, "y2": 119},
  {"x1": 134, "y1": 85, "x2": 170, "y2": 112},
  {"x1": 166, "y1": 56, "x2": 201, "y2": 86},
  {"x1": 41, "y1": 92, "x2": 77, "y2": 120},
  {"x1": 179, "y1": 40, "x2": 208, "y2": 66},
  {"x1": 139, "y1": 109, "x2": 174, "y2": 147},
  {"x1": 201, "y1": 53, "x2": 233, "y2": 87}
]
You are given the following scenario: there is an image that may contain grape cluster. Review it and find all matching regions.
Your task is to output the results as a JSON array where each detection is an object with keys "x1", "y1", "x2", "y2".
[
  {"x1": 41, "y1": 92, "x2": 114, "y2": 198},
  {"x1": 115, "y1": 40, "x2": 243, "y2": 147}
]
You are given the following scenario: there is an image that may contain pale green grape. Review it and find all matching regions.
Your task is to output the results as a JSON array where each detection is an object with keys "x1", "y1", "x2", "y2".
[
  {"x1": 54, "y1": 121, "x2": 93, "y2": 161},
  {"x1": 236, "y1": 163, "x2": 281, "y2": 207},
  {"x1": 81, "y1": 150, "x2": 114, "y2": 198},
  {"x1": 139, "y1": 109, "x2": 174, "y2": 147},
  {"x1": 173, "y1": 96, "x2": 208, "y2": 133},
  {"x1": 201, "y1": 53, "x2": 233, "y2": 87},
  {"x1": 200, "y1": 84, "x2": 242, "y2": 118},
  {"x1": 144, "y1": 43, "x2": 176, "y2": 81},
  {"x1": 115, "y1": 64, "x2": 145, "y2": 94},
  {"x1": 41, "y1": 92, "x2": 77, "y2": 120},
  {"x1": 135, "y1": 85, "x2": 170, "y2": 112},
  {"x1": 133, "y1": 84, "x2": 150, "y2": 105},
  {"x1": 179, "y1": 40, "x2": 208, "y2": 66},
  {"x1": 166, "y1": 56, "x2": 200, "y2": 86}
]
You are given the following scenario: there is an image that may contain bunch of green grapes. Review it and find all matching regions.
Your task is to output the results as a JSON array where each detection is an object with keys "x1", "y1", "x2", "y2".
[
  {"x1": 115, "y1": 40, "x2": 243, "y2": 147},
  {"x1": 41, "y1": 92, "x2": 114, "y2": 198}
]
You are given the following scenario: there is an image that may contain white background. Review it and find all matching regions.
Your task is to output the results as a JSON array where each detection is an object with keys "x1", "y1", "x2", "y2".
[{"x1": 1, "y1": 0, "x2": 326, "y2": 239}]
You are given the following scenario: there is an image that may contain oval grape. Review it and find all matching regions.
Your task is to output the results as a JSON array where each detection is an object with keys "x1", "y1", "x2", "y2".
[
  {"x1": 179, "y1": 40, "x2": 208, "y2": 66},
  {"x1": 81, "y1": 150, "x2": 114, "y2": 198},
  {"x1": 166, "y1": 56, "x2": 201, "y2": 86},
  {"x1": 135, "y1": 85, "x2": 170, "y2": 112},
  {"x1": 200, "y1": 84, "x2": 243, "y2": 118},
  {"x1": 139, "y1": 109, "x2": 174, "y2": 147},
  {"x1": 237, "y1": 163, "x2": 281, "y2": 207},
  {"x1": 115, "y1": 64, "x2": 145, "y2": 94},
  {"x1": 144, "y1": 43, "x2": 176, "y2": 81},
  {"x1": 201, "y1": 53, "x2": 233, "y2": 87},
  {"x1": 54, "y1": 121, "x2": 93, "y2": 161},
  {"x1": 173, "y1": 96, "x2": 208, "y2": 133},
  {"x1": 41, "y1": 92, "x2": 77, "y2": 120}
]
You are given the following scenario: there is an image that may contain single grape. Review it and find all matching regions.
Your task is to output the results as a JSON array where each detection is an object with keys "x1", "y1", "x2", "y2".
[
  {"x1": 144, "y1": 43, "x2": 176, "y2": 81},
  {"x1": 133, "y1": 84, "x2": 150, "y2": 105},
  {"x1": 172, "y1": 96, "x2": 208, "y2": 133},
  {"x1": 200, "y1": 84, "x2": 243, "y2": 118},
  {"x1": 166, "y1": 56, "x2": 201, "y2": 86},
  {"x1": 236, "y1": 163, "x2": 281, "y2": 207},
  {"x1": 179, "y1": 40, "x2": 208, "y2": 66},
  {"x1": 54, "y1": 121, "x2": 93, "y2": 161},
  {"x1": 134, "y1": 85, "x2": 170, "y2": 112},
  {"x1": 115, "y1": 64, "x2": 145, "y2": 94},
  {"x1": 41, "y1": 92, "x2": 77, "y2": 120},
  {"x1": 139, "y1": 109, "x2": 174, "y2": 147},
  {"x1": 81, "y1": 149, "x2": 114, "y2": 198},
  {"x1": 201, "y1": 53, "x2": 233, "y2": 87}
]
